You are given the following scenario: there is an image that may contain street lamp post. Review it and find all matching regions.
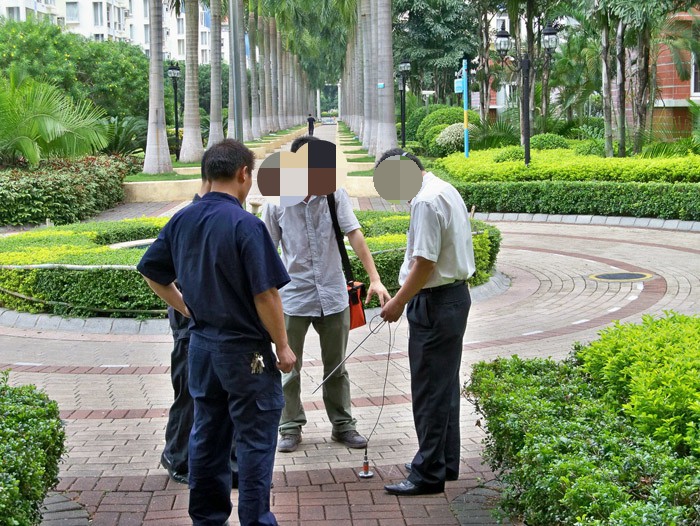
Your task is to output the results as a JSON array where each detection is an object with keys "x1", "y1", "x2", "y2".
[
  {"x1": 494, "y1": 21, "x2": 559, "y2": 165},
  {"x1": 398, "y1": 58, "x2": 411, "y2": 149},
  {"x1": 167, "y1": 62, "x2": 181, "y2": 161}
]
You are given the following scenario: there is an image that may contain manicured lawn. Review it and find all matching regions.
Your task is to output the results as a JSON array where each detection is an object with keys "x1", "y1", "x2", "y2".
[
  {"x1": 345, "y1": 148, "x2": 368, "y2": 154},
  {"x1": 348, "y1": 170, "x2": 373, "y2": 177},
  {"x1": 125, "y1": 172, "x2": 200, "y2": 182},
  {"x1": 347, "y1": 156, "x2": 375, "y2": 163}
]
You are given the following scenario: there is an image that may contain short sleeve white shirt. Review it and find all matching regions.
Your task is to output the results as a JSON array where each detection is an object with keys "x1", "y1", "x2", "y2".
[{"x1": 398, "y1": 172, "x2": 476, "y2": 288}]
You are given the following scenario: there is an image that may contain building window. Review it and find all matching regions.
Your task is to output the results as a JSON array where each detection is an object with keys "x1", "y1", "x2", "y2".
[
  {"x1": 177, "y1": 39, "x2": 185, "y2": 56},
  {"x1": 145, "y1": 49, "x2": 150, "y2": 58},
  {"x1": 201, "y1": 49, "x2": 209, "y2": 64},
  {"x1": 143, "y1": 0, "x2": 148, "y2": 18},
  {"x1": 200, "y1": 31, "x2": 208, "y2": 46},
  {"x1": 144, "y1": 24, "x2": 149, "y2": 44},
  {"x1": 94, "y1": 33, "x2": 105, "y2": 41},
  {"x1": 6, "y1": 6, "x2": 20, "y2": 20},
  {"x1": 130, "y1": 24, "x2": 135, "y2": 40},
  {"x1": 93, "y1": 2, "x2": 103, "y2": 26},
  {"x1": 129, "y1": 0, "x2": 133, "y2": 13},
  {"x1": 66, "y1": 2, "x2": 79, "y2": 21},
  {"x1": 693, "y1": 55, "x2": 700, "y2": 95},
  {"x1": 177, "y1": 17, "x2": 184, "y2": 35}
]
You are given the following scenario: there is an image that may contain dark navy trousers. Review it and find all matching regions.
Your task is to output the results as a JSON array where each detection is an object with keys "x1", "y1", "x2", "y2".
[
  {"x1": 406, "y1": 283, "x2": 470, "y2": 488},
  {"x1": 188, "y1": 340, "x2": 283, "y2": 526}
]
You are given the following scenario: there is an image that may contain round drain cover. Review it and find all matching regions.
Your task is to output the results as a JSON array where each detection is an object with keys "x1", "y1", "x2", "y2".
[{"x1": 590, "y1": 272, "x2": 652, "y2": 282}]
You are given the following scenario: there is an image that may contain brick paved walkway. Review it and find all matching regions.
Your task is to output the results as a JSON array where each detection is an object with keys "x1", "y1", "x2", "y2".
[{"x1": 2, "y1": 125, "x2": 699, "y2": 525}]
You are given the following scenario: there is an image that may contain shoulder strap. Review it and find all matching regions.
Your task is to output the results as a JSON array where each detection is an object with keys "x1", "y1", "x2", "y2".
[{"x1": 326, "y1": 193, "x2": 355, "y2": 283}]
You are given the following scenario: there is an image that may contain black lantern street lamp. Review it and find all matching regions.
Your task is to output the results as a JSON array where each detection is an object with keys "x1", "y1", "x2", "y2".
[
  {"x1": 494, "y1": 21, "x2": 560, "y2": 164},
  {"x1": 398, "y1": 58, "x2": 411, "y2": 148},
  {"x1": 167, "y1": 62, "x2": 181, "y2": 161}
]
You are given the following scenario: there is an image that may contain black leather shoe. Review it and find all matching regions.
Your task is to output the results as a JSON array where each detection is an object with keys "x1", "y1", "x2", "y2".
[
  {"x1": 384, "y1": 479, "x2": 444, "y2": 496},
  {"x1": 160, "y1": 453, "x2": 189, "y2": 485},
  {"x1": 404, "y1": 462, "x2": 459, "y2": 481}
]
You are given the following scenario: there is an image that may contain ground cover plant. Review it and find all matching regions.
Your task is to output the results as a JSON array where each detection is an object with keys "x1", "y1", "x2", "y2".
[
  {"x1": 0, "y1": 371, "x2": 65, "y2": 526},
  {"x1": 465, "y1": 313, "x2": 700, "y2": 525},
  {"x1": 0, "y1": 155, "x2": 140, "y2": 226},
  {"x1": 0, "y1": 213, "x2": 501, "y2": 317},
  {"x1": 435, "y1": 146, "x2": 700, "y2": 220}
]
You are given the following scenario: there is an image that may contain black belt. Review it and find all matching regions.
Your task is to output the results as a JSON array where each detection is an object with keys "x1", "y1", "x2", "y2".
[{"x1": 419, "y1": 280, "x2": 466, "y2": 294}]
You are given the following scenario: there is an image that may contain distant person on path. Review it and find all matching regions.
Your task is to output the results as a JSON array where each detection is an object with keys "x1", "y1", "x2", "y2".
[
  {"x1": 307, "y1": 113, "x2": 316, "y2": 135},
  {"x1": 138, "y1": 139, "x2": 295, "y2": 526},
  {"x1": 262, "y1": 135, "x2": 392, "y2": 454},
  {"x1": 160, "y1": 149, "x2": 240, "y2": 490},
  {"x1": 378, "y1": 149, "x2": 475, "y2": 497}
]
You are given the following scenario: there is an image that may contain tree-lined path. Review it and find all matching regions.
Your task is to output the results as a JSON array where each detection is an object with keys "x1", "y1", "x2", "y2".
[{"x1": 2, "y1": 124, "x2": 698, "y2": 523}]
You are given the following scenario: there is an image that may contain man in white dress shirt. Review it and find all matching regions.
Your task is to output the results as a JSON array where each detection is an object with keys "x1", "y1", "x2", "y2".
[
  {"x1": 262, "y1": 136, "x2": 392, "y2": 453},
  {"x1": 379, "y1": 149, "x2": 475, "y2": 496}
]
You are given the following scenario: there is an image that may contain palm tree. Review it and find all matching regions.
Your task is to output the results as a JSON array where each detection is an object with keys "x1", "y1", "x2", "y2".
[
  {"x1": 257, "y1": 11, "x2": 269, "y2": 134},
  {"x1": 179, "y1": 0, "x2": 204, "y2": 162},
  {"x1": 270, "y1": 18, "x2": 281, "y2": 131},
  {"x1": 249, "y1": 0, "x2": 262, "y2": 138},
  {"x1": 207, "y1": 0, "x2": 225, "y2": 147},
  {"x1": 0, "y1": 67, "x2": 108, "y2": 165},
  {"x1": 374, "y1": 0, "x2": 397, "y2": 157},
  {"x1": 263, "y1": 16, "x2": 275, "y2": 131},
  {"x1": 143, "y1": 0, "x2": 173, "y2": 173}
]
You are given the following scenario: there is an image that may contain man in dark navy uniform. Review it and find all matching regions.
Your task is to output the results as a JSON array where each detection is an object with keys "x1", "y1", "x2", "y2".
[{"x1": 138, "y1": 139, "x2": 295, "y2": 526}]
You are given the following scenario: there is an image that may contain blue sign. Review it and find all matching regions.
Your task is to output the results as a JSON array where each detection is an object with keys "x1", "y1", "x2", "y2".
[
  {"x1": 454, "y1": 79, "x2": 463, "y2": 93},
  {"x1": 377, "y1": 83, "x2": 385, "y2": 89}
]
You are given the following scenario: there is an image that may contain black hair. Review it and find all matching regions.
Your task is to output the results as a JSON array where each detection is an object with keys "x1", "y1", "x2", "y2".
[
  {"x1": 200, "y1": 147, "x2": 209, "y2": 181},
  {"x1": 290, "y1": 135, "x2": 321, "y2": 153},
  {"x1": 375, "y1": 148, "x2": 424, "y2": 171},
  {"x1": 204, "y1": 139, "x2": 255, "y2": 182}
]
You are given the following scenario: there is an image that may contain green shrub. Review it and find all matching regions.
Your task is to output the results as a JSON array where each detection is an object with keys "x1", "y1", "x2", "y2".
[
  {"x1": 416, "y1": 107, "x2": 464, "y2": 146},
  {"x1": 468, "y1": 118, "x2": 520, "y2": 150},
  {"x1": 0, "y1": 155, "x2": 140, "y2": 226},
  {"x1": 449, "y1": 179, "x2": 700, "y2": 220},
  {"x1": 493, "y1": 146, "x2": 525, "y2": 163},
  {"x1": 424, "y1": 124, "x2": 449, "y2": 157},
  {"x1": 0, "y1": 214, "x2": 502, "y2": 316},
  {"x1": 101, "y1": 116, "x2": 148, "y2": 156},
  {"x1": 575, "y1": 139, "x2": 606, "y2": 157},
  {"x1": 530, "y1": 133, "x2": 569, "y2": 150},
  {"x1": 403, "y1": 140, "x2": 424, "y2": 156},
  {"x1": 437, "y1": 149, "x2": 700, "y2": 183},
  {"x1": 466, "y1": 314, "x2": 700, "y2": 525},
  {"x1": 577, "y1": 314, "x2": 700, "y2": 456},
  {"x1": 435, "y1": 123, "x2": 464, "y2": 156},
  {"x1": 0, "y1": 371, "x2": 65, "y2": 526},
  {"x1": 405, "y1": 104, "x2": 446, "y2": 142}
]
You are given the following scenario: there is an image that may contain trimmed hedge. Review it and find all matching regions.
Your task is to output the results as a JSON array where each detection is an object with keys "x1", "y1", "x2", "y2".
[
  {"x1": 405, "y1": 104, "x2": 447, "y2": 142},
  {"x1": 0, "y1": 214, "x2": 501, "y2": 317},
  {"x1": 0, "y1": 156, "x2": 141, "y2": 226},
  {"x1": 416, "y1": 107, "x2": 469, "y2": 146},
  {"x1": 465, "y1": 313, "x2": 700, "y2": 525},
  {"x1": 0, "y1": 371, "x2": 65, "y2": 526},
  {"x1": 436, "y1": 148, "x2": 700, "y2": 183},
  {"x1": 449, "y1": 179, "x2": 700, "y2": 220},
  {"x1": 530, "y1": 133, "x2": 570, "y2": 150}
]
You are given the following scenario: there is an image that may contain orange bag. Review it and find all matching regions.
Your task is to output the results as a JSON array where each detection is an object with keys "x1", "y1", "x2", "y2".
[{"x1": 347, "y1": 281, "x2": 367, "y2": 330}]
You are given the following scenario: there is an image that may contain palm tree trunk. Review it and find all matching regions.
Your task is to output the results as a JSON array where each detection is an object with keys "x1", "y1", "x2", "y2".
[
  {"x1": 180, "y1": 0, "x2": 204, "y2": 162},
  {"x1": 263, "y1": 17, "x2": 274, "y2": 131},
  {"x1": 249, "y1": 3, "x2": 261, "y2": 139},
  {"x1": 600, "y1": 12, "x2": 614, "y2": 157},
  {"x1": 270, "y1": 19, "x2": 280, "y2": 131},
  {"x1": 143, "y1": 0, "x2": 172, "y2": 174},
  {"x1": 360, "y1": 0, "x2": 372, "y2": 148},
  {"x1": 479, "y1": 9, "x2": 492, "y2": 125},
  {"x1": 616, "y1": 19, "x2": 627, "y2": 157},
  {"x1": 257, "y1": 13, "x2": 269, "y2": 134},
  {"x1": 374, "y1": 0, "x2": 396, "y2": 157},
  {"x1": 237, "y1": 0, "x2": 252, "y2": 140},
  {"x1": 634, "y1": 26, "x2": 651, "y2": 154},
  {"x1": 279, "y1": 48, "x2": 287, "y2": 129},
  {"x1": 207, "y1": 0, "x2": 225, "y2": 147}
]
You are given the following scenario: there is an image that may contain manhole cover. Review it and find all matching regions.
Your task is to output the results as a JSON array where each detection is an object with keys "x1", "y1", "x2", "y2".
[{"x1": 589, "y1": 272, "x2": 653, "y2": 282}]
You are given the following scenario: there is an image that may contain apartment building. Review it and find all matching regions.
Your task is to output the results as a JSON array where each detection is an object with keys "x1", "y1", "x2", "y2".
[{"x1": 0, "y1": 0, "x2": 225, "y2": 65}]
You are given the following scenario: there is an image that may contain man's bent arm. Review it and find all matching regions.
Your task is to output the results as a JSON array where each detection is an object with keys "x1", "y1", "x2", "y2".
[
  {"x1": 254, "y1": 287, "x2": 296, "y2": 373},
  {"x1": 142, "y1": 276, "x2": 190, "y2": 318},
  {"x1": 380, "y1": 257, "x2": 436, "y2": 323}
]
